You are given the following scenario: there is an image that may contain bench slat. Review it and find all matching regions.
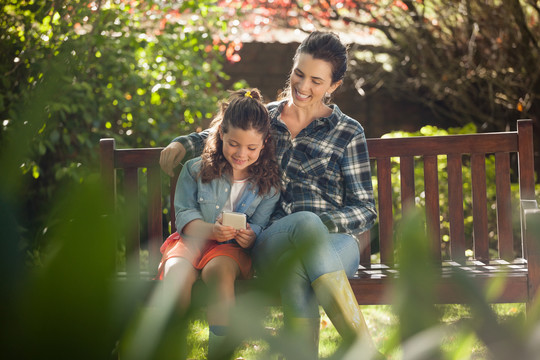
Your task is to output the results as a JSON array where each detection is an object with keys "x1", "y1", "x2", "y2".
[
  {"x1": 495, "y1": 152, "x2": 514, "y2": 260},
  {"x1": 147, "y1": 165, "x2": 163, "y2": 277},
  {"x1": 124, "y1": 167, "x2": 141, "y2": 279},
  {"x1": 376, "y1": 157, "x2": 394, "y2": 265},
  {"x1": 170, "y1": 172, "x2": 180, "y2": 234},
  {"x1": 100, "y1": 139, "x2": 116, "y2": 212},
  {"x1": 424, "y1": 155, "x2": 441, "y2": 261},
  {"x1": 400, "y1": 155, "x2": 415, "y2": 211},
  {"x1": 447, "y1": 153, "x2": 466, "y2": 263},
  {"x1": 517, "y1": 120, "x2": 536, "y2": 200},
  {"x1": 115, "y1": 148, "x2": 163, "y2": 168},
  {"x1": 471, "y1": 153, "x2": 489, "y2": 262},
  {"x1": 367, "y1": 132, "x2": 517, "y2": 157},
  {"x1": 350, "y1": 269, "x2": 529, "y2": 305},
  {"x1": 358, "y1": 231, "x2": 371, "y2": 268}
]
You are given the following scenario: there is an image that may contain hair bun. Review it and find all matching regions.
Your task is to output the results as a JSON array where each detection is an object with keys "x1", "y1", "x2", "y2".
[{"x1": 246, "y1": 88, "x2": 262, "y2": 101}]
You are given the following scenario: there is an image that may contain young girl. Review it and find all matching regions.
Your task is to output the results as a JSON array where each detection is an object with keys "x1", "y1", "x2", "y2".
[{"x1": 156, "y1": 88, "x2": 281, "y2": 358}]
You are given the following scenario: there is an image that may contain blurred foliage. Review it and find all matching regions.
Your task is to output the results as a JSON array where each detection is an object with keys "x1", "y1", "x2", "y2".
[
  {"x1": 3, "y1": 1, "x2": 540, "y2": 360},
  {"x1": 0, "y1": 0, "x2": 233, "y2": 254},
  {"x1": 373, "y1": 123, "x2": 540, "y2": 260},
  {"x1": 389, "y1": 211, "x2": 540, "y2": 360}
]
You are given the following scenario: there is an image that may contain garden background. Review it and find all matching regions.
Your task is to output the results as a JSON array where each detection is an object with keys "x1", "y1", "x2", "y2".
[{"x1": 1, "y1": 1, "x2": 540, "y2": 359}]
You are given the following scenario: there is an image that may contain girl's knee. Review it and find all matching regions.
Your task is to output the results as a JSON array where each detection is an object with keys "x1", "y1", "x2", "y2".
[
  {"x1": 201, "y1": 257, "x2": 240, "y2": 284},
  {"x1": 164, "y1": 257, "x2": 198, "y2": 282}
]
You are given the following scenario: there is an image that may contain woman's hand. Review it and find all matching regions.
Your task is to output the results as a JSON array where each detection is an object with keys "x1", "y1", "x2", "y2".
[
  {"x1": 160, "y1": 141, "x2": 186, "y2": 177},
  {"x1": 234, "y1": 224, "x2": 256, "y2": 249}
]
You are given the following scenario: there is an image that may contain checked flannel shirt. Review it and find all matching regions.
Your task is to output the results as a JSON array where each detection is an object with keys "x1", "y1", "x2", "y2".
[{"x1": 172, "y1": 100, "x2": 377, "y2": 235}]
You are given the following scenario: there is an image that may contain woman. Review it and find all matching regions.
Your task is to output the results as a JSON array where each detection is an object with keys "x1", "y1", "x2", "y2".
[{"x1": 160, "y1": 31, "x2": 380, "y2": 358}]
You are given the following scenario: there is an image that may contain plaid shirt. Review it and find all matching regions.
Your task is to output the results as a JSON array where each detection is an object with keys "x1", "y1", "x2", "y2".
[{"x1": 174, "y1": 100, "x2": 377, "y2": 234}]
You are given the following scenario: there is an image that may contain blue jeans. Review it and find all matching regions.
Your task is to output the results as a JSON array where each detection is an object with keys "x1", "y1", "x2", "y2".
[{"x1": 253, "y1": 211, "x2": 360, "y2": 319}]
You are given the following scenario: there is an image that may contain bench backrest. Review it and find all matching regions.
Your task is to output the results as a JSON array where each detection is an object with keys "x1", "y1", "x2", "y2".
[
  {"x1": 100, "y1": 119, "x2": 535, "y2": 279},
  {"x1": 357, "y1": 119, "x2": 535, "y2": 268}
]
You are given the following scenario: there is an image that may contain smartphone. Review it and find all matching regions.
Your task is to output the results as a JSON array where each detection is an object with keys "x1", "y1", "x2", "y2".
[{"x1": 221, "y1": 211, "x2": 247, "y2": 230}]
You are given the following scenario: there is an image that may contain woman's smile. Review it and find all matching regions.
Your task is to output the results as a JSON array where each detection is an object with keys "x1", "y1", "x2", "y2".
[{"x1": 294, "y1": 88, "x2": 311, "y2": 101}]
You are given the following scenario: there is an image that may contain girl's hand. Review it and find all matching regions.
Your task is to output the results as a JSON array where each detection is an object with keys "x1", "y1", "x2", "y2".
[
  {"x1": 234, "y1": 224, "x2": 256, "y2": 249},
  {"x1": 212, "y1": 220, "x2": 237, "y2": 242}
]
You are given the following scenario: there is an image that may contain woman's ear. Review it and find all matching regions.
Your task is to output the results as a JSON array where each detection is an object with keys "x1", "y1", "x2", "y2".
[
  {"x1": 218, "y1": 125, "x2": 223, "y2": 139},
  {"x1": 328, "y1": 80, "x2": 343, "y2": 96}
]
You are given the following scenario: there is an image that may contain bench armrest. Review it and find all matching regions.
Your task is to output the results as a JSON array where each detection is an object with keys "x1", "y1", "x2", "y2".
[{"x1": 522, "y1": 199, "x2": 540, "y2": 303}]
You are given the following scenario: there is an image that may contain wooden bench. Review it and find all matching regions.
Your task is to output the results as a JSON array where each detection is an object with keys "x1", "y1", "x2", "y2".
[{"x1": 100, "y1": 119, "x2": 540, "y2": 306}]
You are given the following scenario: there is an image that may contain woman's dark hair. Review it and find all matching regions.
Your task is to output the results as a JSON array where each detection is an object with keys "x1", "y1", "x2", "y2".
[
  {"x1": 199, "y1": 88, "x2": 280, "y2": 195},
  {"x1": 279, "y1": 31, "x2": 348, "y2": 101}
]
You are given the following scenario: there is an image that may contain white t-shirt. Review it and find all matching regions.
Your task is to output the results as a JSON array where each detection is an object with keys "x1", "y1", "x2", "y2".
[{"x1": 222, "y1": 178, "x2": 249, "y2": 212}]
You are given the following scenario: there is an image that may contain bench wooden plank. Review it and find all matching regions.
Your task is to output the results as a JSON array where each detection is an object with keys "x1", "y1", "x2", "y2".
[
  {"x1": 350, "y1": 264, "x2": 529, "y2": 305},
  {"x1": 170, "y1": 173, "x2": 179, "y2": 234},
  {"x1": 424, "y1": 155, "x2": 441, "y2": 261},
  {"x1": 124, "y1": 166, "x2": 141, "y2": 279},
  {"x1": 100, "y1": 138, "x2": 116, "y2": 212},
  {"x1": 376, "y1": 157, "x2": 394, "y2": 266},
  {"x1": 147, "y1": 165, "x2": 163, "y2": 274},
  {"x1": 116, "y1": 148, "x2": 161, "y2": 168},
  {"x1": 447, "y1": 153, "x2": 466, "y2": 263},
  {"x1": 471, "y1": 153, "x2": 489, "y2": 262},
  {"x1": 518, "y1": 120, "x2": 536, "y2": 200},
  {"x1": 495, "y1": 152, "x2": 514, "y2": 260},
  {"x1": 367, "y1": 132, "x2": 517, "y2": 157},
  {"x1": 358, "y1": 231, "x2": 371, "y2": 268},
  {"x1": 400, "y1": 155, "x2": 415, "y2": 212}
]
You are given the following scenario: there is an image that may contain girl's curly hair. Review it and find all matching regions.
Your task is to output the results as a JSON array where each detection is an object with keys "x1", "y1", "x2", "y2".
[{"x1": 199, "y1": 88, "x2": 281, "y2": 196}]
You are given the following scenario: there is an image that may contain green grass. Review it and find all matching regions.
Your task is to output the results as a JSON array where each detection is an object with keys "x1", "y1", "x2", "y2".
[{"x1": 181, "y1": 303, "x2": 525, "y2": 359}]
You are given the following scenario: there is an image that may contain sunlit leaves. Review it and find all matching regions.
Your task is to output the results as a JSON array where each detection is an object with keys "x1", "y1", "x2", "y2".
[{"x1": 0, "y1": 0, "x2": 232, "y2": 248}]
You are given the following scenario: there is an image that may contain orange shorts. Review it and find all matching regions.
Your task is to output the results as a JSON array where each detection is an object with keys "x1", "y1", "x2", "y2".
[{"x1": 156, "y1": 232, "x2": 253, "y2": 280}]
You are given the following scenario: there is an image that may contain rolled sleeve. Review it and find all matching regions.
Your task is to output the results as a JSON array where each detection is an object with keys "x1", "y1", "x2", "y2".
[
  {"x1": 174, "y1": 159, "x2": 204, "y2": 233},
  {"x1": 172, "y1": 129, "x2": 211, "y2": 160}
]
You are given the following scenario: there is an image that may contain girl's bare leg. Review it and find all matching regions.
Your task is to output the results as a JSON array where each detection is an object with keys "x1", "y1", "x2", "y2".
[
  {"x1": 201, "y1": 256, "x2": 241, "y2": 360},
  {"x1": 201, "y1": 256, "x2": 240, "y2": 325},
  {"x1": 163, "y1": 257, "x2": 199, "y2": 311}
]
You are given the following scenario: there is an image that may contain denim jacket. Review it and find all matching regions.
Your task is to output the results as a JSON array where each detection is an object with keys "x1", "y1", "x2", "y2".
[{"x1": 174, "y1": 157, "x2": 280, "y2": 238}]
